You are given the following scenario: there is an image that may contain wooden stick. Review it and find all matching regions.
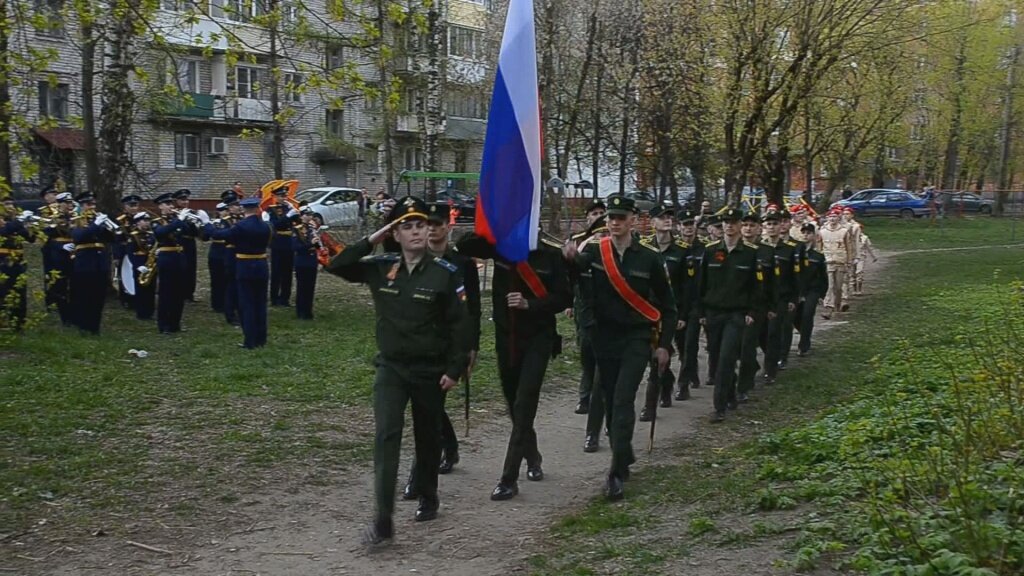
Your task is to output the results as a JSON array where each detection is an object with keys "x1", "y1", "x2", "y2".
[{"x1": 126, "y1": 540, "x2": 173, "y2": 555}]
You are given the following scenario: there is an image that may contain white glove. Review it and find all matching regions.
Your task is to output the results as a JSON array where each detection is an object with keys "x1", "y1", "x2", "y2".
[
  {"x1": 63, "y1": 243, "x2": 75, "y2": 252},
  {"x1": 94, "y1": 213, "x2": 109, "y2": 227},
  {"x1": 287, "y1": 208, "x2": 300, "y2": 218},
  {"x1": 19, "y1": 210, "x2": 34, "y2": 221},
  {"x1": 197, "y1": 210, "x2": 211, "y2": 225},
  {"x1": 137, "y1": 266, "x2": 150, "y2": 275},
  {"x1": 177, "y1": 209, "x2": 192, "y2": 221}
]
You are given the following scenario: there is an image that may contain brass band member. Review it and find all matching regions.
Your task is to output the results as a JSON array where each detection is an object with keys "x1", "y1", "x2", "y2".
[
  {"x1": 1, "y1": 198, "x2": 35, "y2": 330},
  {"x1": 172, "y1": 189, "x2": 200, "y2": 302},
  {"x1": 41, "y1": 193, "x2": 75, "y2": 326},
  {"x1": 129, "y1": 212, "x2": 157, "y2": 320},
  {"x1": 154, "y1": 192, "x2": 190, "y2": 334},
  {"x1": 290, "y1": 205, "x2": 320, "y2": 320},
  {"x1": 265, "y1": 187, "x2": 296, "y2": 307},
  {"x1": 69, "y1": 193, "x2": 116, "y2": 335}
]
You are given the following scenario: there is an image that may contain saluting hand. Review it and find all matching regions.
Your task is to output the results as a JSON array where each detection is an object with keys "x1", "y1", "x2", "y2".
[
  {"x1": 368, "y1": 221, "x2": 396, "y2": 245},
  {"x1": 654, "y1": 347, "x2": 670, "y2": 375},
  {"x1": 440, "y1": 374, "x2": 458, "y2": 391}
]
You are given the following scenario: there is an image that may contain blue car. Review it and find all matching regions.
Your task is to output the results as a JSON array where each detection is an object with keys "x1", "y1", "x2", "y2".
[{"x1": 831, "y1": 189, "x2": 930, "y2": 219}]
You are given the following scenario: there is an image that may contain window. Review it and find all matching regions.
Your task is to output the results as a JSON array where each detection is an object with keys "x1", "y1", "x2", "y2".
[
  {"x1": 161, "y1": 0, "x2": 180, "y2": 10},
  {"x1": 175, "y1": 59, "x2": 200, "y2": 93},
  {"x1": 282, "y1": 1, "x2": 297, "y2": 23},
  {"x1": 447, "y1": 90, "x2": 485, "y2": 119},
  {"x1": 448, "y1": 26, "x2": 482, "y2": 59},
  {"x1": 454, "y1": 147, "x2": 467, "y2": 174},
  {"x1": 34, "y1": 0, "x2": 64, "y2": 36},
  {"x1": 402, "y1": 88, "x2": 421, "y2": 114},
  {"x1": 226, "y1": 0, "x2": 265, "y2": 22},
  {"x1": 38, "y1": 81, "x2": 69, "y2": 120},
  {"x1": 402, "y1": 147, "x2": 423, "y2": 170},
  {"x1": 283, "y1": 72, "x2": 303, "y2": 103},
  {"x1": 326, "y1": 109, "x2": 344, "y2": 138},
  {"x1": 887, "y1": 146, "x2": 899, "y2": 161},
  {"x1": 174, "y1": 133, "x2": 201, "y2": 169},
  {"x1": 234, "y1": 66, "x2": 261, "y2": 99},
  {"x1": 326, "y1": 45, "x2": 344, "y2": 70}
]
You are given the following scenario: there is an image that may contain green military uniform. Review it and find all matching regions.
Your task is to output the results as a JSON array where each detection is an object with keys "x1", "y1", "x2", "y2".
[
  {"x1": 570, "y1": 216, "x2": 610, "y2": 452},
  {"x1": 797, "y1": 227, "x2": 829, "y2": 355},
  {"x1": 457, "y1": 232, "x2": 572, "y2": 499},
  {"x1": 571, "y1": 195, "x2": 676, "y2": 498},
  {"x1": 639, "y1": 216, "x2": 690, "y2": 420},
  {"x1": 698, "y1": 208, "x2": 767, "y2": 420},
  {"x1": 677, "y1": 210, "x2": 707, "y2": 391},
  {"x1": 326, "y1": 197, "x2": 468, "y2": 538},
  {"x1": 764, "y1": 218, "x2": 801, "y2": 382},
  {"x1": 738, "y1": 215, "x2": 775, "y2": 399}
]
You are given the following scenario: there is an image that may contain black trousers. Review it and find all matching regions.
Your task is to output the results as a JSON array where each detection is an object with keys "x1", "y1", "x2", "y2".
[
  {"x1": 706, "y1": 310, "x2": 746, "y2": 413},
  {"x1": 238, "y1": 275, "x2": 268, "y2": 348},
  {"x1": 294, "y1": 266, "x2": 317, "y2": 319},
  {"x1": 798, "y1": 293, "x2": 822, "y2": 353},
  {"x1": 45, "y1": 252, "x2": 73, "y2": 326},
  {"x1": 765, "y1": 302, "x2": 794, "y2": 378},
  {"x1": 643, "y1": 339, "x2": 674, "y2": 410},
  {"x1": 269, "y1": 246, "x2": 293, "y2": 306},
  {"x1": 183, "y1": 239, "x2": 197, "y2": 301},
  {"x1": 157, "y1": 260, "x2": 186, "y2": 333},
  {"x1": 71, "y1": 270, "x2": 107, "y2": 334},
  {"x1": 593, "y1": 333, "x2": 649, "y2": 479},
  {"x1": 135, "y1": 282, "x2": 155, "y2": 320},
  {"x1": 496, "y1": 330, "x2": 552, "y2": 484},
  {"x1": 223, "y1": 266, "x2": 238, "y2": 324},
  {"x1": 577, "y1": 324, "x2": 597, "y2": 404},
  {"x1": 680, "y1": 312, "x2": 703, "y2": 385},
  {"x1": 209, "y1": 257, "x2": 225, "y2": 313}
]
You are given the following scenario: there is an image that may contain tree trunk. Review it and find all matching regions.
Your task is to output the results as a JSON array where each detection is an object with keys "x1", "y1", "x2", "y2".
[
  {"x1": 81, "y1": 23, "x2": 101, "y2": 197},
  {"x1": 941, "y1": 40, "x2": 967, "y2": 191},
  {"x1": 0, "y1": 0, "x2": 12, "y2": 191},
  {"x1": 997, "y1": 44, "x2": 1020, "y2": 215},
  {"x1": 376, "y1": 0, "x2": 395, "y2": 193},
  {"x1": 269, "y1": 0, "x2": 283, "y2": 179},
  {"x1": 421, "y1": 1, "x2": 446, "y2": 201},
  {"x1": 98, "y1": 0, "x2": 142, "y2": 213}
]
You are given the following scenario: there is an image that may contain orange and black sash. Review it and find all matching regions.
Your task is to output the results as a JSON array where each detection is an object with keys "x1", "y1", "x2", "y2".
[
  {"x1": 515, "y1": 261, "x2": 548, "y2": 299},
  {"x1": 599, "y1": 237, "x2": 660, "y2": 323}
]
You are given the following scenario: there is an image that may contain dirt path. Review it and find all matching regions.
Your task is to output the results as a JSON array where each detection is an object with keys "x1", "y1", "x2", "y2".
[{"x1": 18, "y1": 252, "x2": 910, "y2": 576}]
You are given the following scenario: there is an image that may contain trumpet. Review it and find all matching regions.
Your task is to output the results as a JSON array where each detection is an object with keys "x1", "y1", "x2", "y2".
[
  {"x1": 172, "y1": 208, "x2": 205, "y2": 226},
  {"x1": 17, "y1": 212, "x2": 52, "y2": 225}
]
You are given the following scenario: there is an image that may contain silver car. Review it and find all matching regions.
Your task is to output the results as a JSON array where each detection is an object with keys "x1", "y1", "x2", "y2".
[{"x1": 294, "y1": 187, "x2": 363, "y2": 227}]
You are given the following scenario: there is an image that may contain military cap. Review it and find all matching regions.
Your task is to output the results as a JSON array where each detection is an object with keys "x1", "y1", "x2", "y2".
[
  {"x1": 719, "y1": 207, "x2": 743, "y2": 222},
  {"x1": 121, "y1": 194, "x2": 142, "y2": 204},
  {"x1": 762, "y1": 207, "x2": 783, "y2": 222},
  {"x1": 388, "y1": 196, "x2": 429, "y2": 226},
  {"x1": 584, "y1": 199, "x2": 606, "y2": 214},
  {"x1": 842, "y1": 206, "x2": 854, "y2": 214},
  {"x1": 426, "y1": 203, "x2": 447, "y2": 223},
  {"x1": 74, "y1": 192, "x2": 96, "y2": 204},
  {"x1": 215, "y1": 202, "x2": 227, "y2": 211},
  {"x1": 781, "y1": 208, "x2": 793, "y2": 220},
  {"x1": 649, "y1": 205, "x2": 674, "y2": 218},
  {"x1": 239, "y1": 197, "x2": 261, "y2": 208},
  {"x1": 585, "y1": 213, "x2": 608, "y2": 237},
  {"x1": 133, "y1": 212, "x2": 152, "y2": 222},
  {"x1": 678, "y1": 209, "x2": 697, "y2": 224},
  {"x1": 155, "y1": 192, "x2": 175, "y2": 204},
  {"x1": 605, "y1": 194, "x2": 636, "y2": 215},
  {"x1": 56, "y1": 192, "x2": 74, "y2": 203},
  {"x1": 171, "y1": 188, "x2": 192, "y2": 199},
  {"x1": 220, "y1": 190, "x2": 239, "y2": 202},
  {"x1": 800, "y1": 222, "x2": 817, "y2": 234},
  {"x1": 741, "y1": 209, "x2": 761, "y2": 222}
]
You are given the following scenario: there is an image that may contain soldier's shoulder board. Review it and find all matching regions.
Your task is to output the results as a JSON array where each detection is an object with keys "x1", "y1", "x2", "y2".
[
  {"x1": 674, "y1": 239, "x2": 690, "y2": 249},
  {"x1": 784, "y1": 240, "x2": 799, "y2": 247},
  {"x1": 639, "y1": 238, "x2": 659, "y2": 252},
  {"x1": 540, "y1": 237, "x2": 562, "y2": 249},
  {"x1": 360, "y1": 253, "x2": 401, "y2": 264},
  {"x1": 744, "y1": 240, "x2": 760, "y2": 249},
  {"x1": 434, "y1": 256, "x2": 459, "y2": 273}
]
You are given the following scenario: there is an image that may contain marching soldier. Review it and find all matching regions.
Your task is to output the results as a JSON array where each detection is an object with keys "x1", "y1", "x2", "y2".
[
  {"x1": 841, "y1": 207, "x2": 861, "y2": 304},
  {"x1": 639, "y1": 205, "x2": 689, "y2": 421},
  {"x1": 564, "y1": 193, "x2": 676, "y2": 501},
  {"x1": 573, "y1": 200, "x2": 606, "y2": 416},
  {"x1": 69, "y1": 193, "x2": 116, "y2": 335},
  {"x1": 819, "y1": 208, "x2": 853, "y2": 319},
  {"x1": 853, "y1": 229, "x2": 877, "y2": 296},
  {"x1": 676, "y1": 210, "x2": 706, "y2": 395},
  {"x1": 457, "y1": 228, "x2": 571, "y2": 501},
  {"x1": 205, "y1": 197, "x2": 270, "y2": 348},
  {"x1": 698, "y1": 208, "x2": 767, "y2": 423},
  {"x1": 326, "y1": 196, "x2": 468, "y2": 545},
  {"x1": 128, "y1": 213, "x2": 156, "y2": 321},
  {"x1": 41, "y1": 193, "x2": 75, "y2": 326},
  {"x1": 1, "y1": 199, "x2": 34, "y2": 329},
  {"x1": 737, "y1": 211, "x2": 772, "y2": 402},
  {"x1": 172, "y1": 189, "x2": 200, "y2": 302},
  {"x1": 399, "y1": 203, "x2": 482, "y2": 499},
  {"x1": 266, "y1": 187, "x2": 295, "y2": 307},
  {"x1": 204, "y1": 202, "x2": 230, "y2": 314},
  {"x1": 153, "y1": 193, "x2": 190, "y2": 334},
  {"x1": 220, "y1": 191, "x2": 242, "y2": 326},
  {"x1": 762, "y1": 207, "x2": 800, "y2": 383},
  {"x1": 291, "y1": 206, "x2": 321, "y2": 320},
  {"x1": 114, "y1": 194, "x2": 144, "y2": 310},
  {"x1": 796, "y1": 223, "x2": 829, "y2": 356}
]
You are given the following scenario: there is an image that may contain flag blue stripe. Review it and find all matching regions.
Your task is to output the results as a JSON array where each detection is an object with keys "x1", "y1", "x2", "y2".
[{"x1": 479, "y1": 68, "x2": 535, "y2": 262}]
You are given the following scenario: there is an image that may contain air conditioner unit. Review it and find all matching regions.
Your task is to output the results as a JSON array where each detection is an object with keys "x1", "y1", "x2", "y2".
[{"x1": 208, "y1": 137, "x2": 229, "y2": 156}]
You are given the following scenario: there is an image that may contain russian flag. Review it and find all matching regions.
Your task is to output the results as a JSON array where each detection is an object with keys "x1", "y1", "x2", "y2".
[{"x1": 475, "y1": 0, "x2": 541, "y2": 263}]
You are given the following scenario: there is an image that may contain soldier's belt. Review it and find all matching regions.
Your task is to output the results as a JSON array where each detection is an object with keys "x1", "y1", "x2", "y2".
[
  {"x1": 157, "y1": 247, "x2": 184, "y2": 253},
  {"x1": 275, "y1": 231, "x2": 293, "y2": 236},
  {"x1": 133, "y1": 251, "x2": 147, "y2": 256},
  {"x1": 74, "y1": 243, "x2": 106, "y2": 251},
  {"x1": 225, "y1": 244, "x2": 236, "y2": 249},
  {"x1": 212, "y1": 240, "x2": 226, "y2": 244},
  {"x1": 0, "y1": 248, "x2": 24, "y2": 256},
  {"x1": 236, "y1": 253, "x2": 268, "y2": 260},
  {"x1": 52, "y1": 237, "x2": 73, "y2": 242}
]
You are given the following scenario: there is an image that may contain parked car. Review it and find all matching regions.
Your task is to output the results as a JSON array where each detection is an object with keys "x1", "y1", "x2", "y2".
[
  {"x1": 429, "y1": 189, "x2": 476, "y2": 223},
  {"x1": 294, "y1": 187, "x2": 363, "y2": 227},
  {"x1": 833, "y1": 189, "x2": 929, "y2": 218},
  {"x1": 942, "y1": 192, "x2": 994, "y2": 214},
  {"x1": 625, "y1": 191, "x2": 674, "y2": 212}
]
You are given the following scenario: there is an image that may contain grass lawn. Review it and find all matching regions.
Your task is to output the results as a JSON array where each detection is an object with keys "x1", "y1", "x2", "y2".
[
  {"x1": 0, "y1": 249, "x2": 581, "y2": 534},
  {"x1": 529, "y1": 220, "x2": 1024, "y2": 575}
]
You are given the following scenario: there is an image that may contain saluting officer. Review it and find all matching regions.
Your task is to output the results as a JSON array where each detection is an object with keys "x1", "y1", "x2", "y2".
[
  {"x1": 639, "y1": 205, "x2": 689, "y2": 421},
  {"x1": 69, "y1": 193, "x2": 116, "y2": 335},
  {"x1": 153, "y1": 193, "x2": 190, "y2": 334},
  {"x1": 698, "y1": 208, "x2": 767, "y2": 423},
  {"x1": 205, "y1": 197, "x2": 271, "y2": 348},
  {"x1": 564, "y1": 193, "x2": 676, "y2": 501},
  {"x1": 458, "y1": 223, "x2": 571, "y2": 502},
  {"x1": 0, "y1": 198, "x2": 34, "y2": 329},
  {"x1": 326, "y1": 196, "x2": 468, "y2": 545},
  {"x1": 172, "y1": 189, "x2": 200, "y2": 302},
  {"x1": 128, "y1": 213, "x2": 157, "y2": 321}
]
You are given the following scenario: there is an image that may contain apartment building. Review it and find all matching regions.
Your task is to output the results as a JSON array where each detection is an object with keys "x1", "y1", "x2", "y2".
[{"x1": 13, "y1": 0, "x2": 493, "y2": 200}]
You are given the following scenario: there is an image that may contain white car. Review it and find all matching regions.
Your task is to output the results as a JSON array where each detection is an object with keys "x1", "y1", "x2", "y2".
[{"x1": 293, "y1": 187, "x2": 363, "y2": 227}]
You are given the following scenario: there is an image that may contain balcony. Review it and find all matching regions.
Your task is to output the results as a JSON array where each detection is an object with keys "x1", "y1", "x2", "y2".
[
  {"x1": 445, "y1": 117, "x2": 486, "y2": 141},
  {"x1": 396, "y1": 115, "x2": 420, "y2": 133},
  {"x1": 156, "y1": 94, "x2": 274, "y2": 125},
  {"x1": 171, "y1": 93, "x2": 216, "y2": 118}
]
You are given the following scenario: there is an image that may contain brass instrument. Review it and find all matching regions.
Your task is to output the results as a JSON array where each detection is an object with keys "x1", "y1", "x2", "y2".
[
  {"x1": 136, "y1": 232, "x2": 159, "y2": 287},
  {"x1": 171, "y1": 208, "x2": 205, "y2": 226}
]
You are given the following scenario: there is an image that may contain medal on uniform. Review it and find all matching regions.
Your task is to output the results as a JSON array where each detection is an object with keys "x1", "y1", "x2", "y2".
[{"x1": 386, "y1": 262, "x2": 399, "y2": 285}]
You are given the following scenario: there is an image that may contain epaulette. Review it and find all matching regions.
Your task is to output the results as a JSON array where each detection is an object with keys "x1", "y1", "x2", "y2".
[
  {"x1": 131, "y1": 230, "x2": 141, "y2": 236},
  {"x1": 701, "y1": 238, "x2": 716, "y2": 247},
  {"x1": 434, "y1": 256, "x2": 458, "y2": 273},
  {"x1": 570, "y1": 231, "x2": 588, "y2": 242},
  {"x1": 744, "y1": 240, "x2": 759, "y2": 249},
  {"x1": 541, "y1": 237, "x2": 562, "y2": 249},
  {"x1": 360, "y1": 253, "x2": 401, "y2": 264},
  {"x1": 784, "y1": 239, "x2": 798, "y2": 247},
  {"x1": 639, "y1": 236, "x2": 658, "y2": 251},
  {"x1": 675, "y1": 239, "x2": 690, "y2": 249}
]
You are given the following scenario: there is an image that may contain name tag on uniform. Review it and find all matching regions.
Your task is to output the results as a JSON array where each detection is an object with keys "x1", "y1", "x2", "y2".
[
  {"x1": 736, "y1": 265, "x2": 751, "y2": 270},
  {"x1": 378, "y1": 287, "x2": 400, "y2": 296},
  {"x1": 412, "y1": 288, "x2": 436, "y2": 302},
  {"x1": 628, "y1": 270, "x2": 650, "y2": 279}
]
